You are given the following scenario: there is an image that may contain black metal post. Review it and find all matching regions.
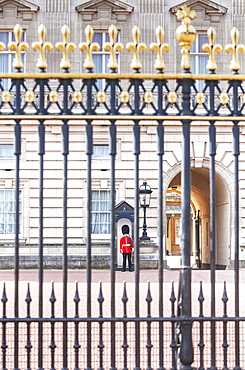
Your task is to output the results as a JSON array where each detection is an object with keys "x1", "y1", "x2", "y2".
[
  {"x1": 98, "y1": 281, "x2": 104, "y2": 370},
  {"x1": 233, "y1": 120, "x2": 240, "y2": 370},
  {"x1": 179, "y1": 77, "x2": 194, "y2": 370},
  {"x1": 38, "y1": 119, "x2": 45, "y2": 370},
  {"x1": 25, "y1": 283, "x2": 32, "y2": 370},
  {"x1": 110, "y1": 119, "x2": 117, "y2": 370},
  {"x1": 122, "y1": 281, "x2": 128, "y2": 370},
  {"x1": 222, "y1": 281, "x2": 228, "y2": 370},
  {"x1": 170, "y1": 282, "x2": 176, "y2": 370},
  {"x1": 62, "y1": 119, "x2": 69, "y2": 370},
  {"x1": 133, "y1": 119, "x2": 140, "y2": 370},
  {"x1": 146, "y1": 281, "x2": 153, "y2": 370},
  {"x1": 195, "y1": 211, "x2": 200, "y2": 268},
  {"x1": 86, "y1": 119, "x2": 93, "y2": 370},
  {"x1": 1, "y1": 283, "x2": 8, "y2": 370},
  {"x1": 209, "y1": 120, "x2": 216, "y2": 370},
  {"x1": 198, "y1": 281, "x2": 204, "y2": 370},
  {"x1": 74, "y1": 281, "x2": 81, "y2": 370},
  {"x1": 157, "y1": 120, "x2": 164, "y2": 370},
  {"x1": 50, "y1": 281, "x2": 56, "y2": 370},
  {"x1": 14, "y1": 119, "x2": 21, "y2": 370}
]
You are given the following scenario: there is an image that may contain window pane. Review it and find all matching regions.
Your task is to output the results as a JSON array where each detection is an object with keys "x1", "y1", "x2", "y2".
[
  {"x1": 0, "y1": 144, "x2": 14, "y2": 159},
  {"x1": 190, "y1": 55, "x2": 196, "y2": 74},
  {"x1": 198, "y1": 34, "x2": 209, "y2": 52},
  {"x1": 93, "y1": 145, "x2": 109, "y2": 159},
  {"x1": 0, "y1": 190, "x2": 21, "y2": 234},
  {"x1": 93, "y1": 33, "x2": 102, "y2": 50},
  {"x1": 190, "y1": 39, "x2": 196, "y2": 53},
  {"x1": 0, "y1": 32, "x2": 8, "y2": 47}
]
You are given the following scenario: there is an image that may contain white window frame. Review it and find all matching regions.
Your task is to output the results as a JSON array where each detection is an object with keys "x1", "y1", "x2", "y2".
[
  {"x1": 0, "y1": 189, "x2": 22, "y2": 238},
  {"x1": 93, "y1": 31, "x2": 120, "y2": 90},
  {"x1": 0, "y1": 144, "x2": 14, "y2": 159},
  {"x1": 190, "y1": 32, "x2": 209, "y2": 91},
  {"x1": 91, "y1": 189, "x2": 111, "y2": 236},
  {"x1": 92, "y1": 145, "x2": 110, "y2": 160},
  {"x1": 0, "y1": 30, "x2": 26, "y2": 89}
]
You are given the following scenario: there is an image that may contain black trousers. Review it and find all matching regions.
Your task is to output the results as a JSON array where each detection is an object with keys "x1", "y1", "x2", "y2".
[{"x1": 123, "y1": 253, "x2": 132, "y2": 271}]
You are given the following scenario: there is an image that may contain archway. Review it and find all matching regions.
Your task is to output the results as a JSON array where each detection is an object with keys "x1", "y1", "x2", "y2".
[{"x1": 165, "y1": 167, "x2": 230, "y2": 269}]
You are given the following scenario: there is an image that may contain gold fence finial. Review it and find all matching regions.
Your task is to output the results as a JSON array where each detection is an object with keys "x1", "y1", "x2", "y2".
[
  {"x1": 104, "y1": 25, "x2": 124, "y2": 70},
  {"x1": 79, "y1": 25, "x2": 100, "y2": 70},
  {"x1": 55, "y1": 25, "x2": 76, "y2": 70},
  {"x1": 150, "y1": 26, "x2": 169, "y2": 71},
  {"x1": 8, "y1": 24, "x2": 29, "y2": 69},
  {"x1": 202, "y1": 27, "x2": 222, "y2": 72},
  {"x1": 175, "y1": 6, "x2": 196, "y2": 71},
  {"x1": 32, "y1": 25, "x2": 53, "y2": 70},
  {"x1": 126, "y1": 26, "x2": 147, "y2": 70},
  {"x1": 225, "y1": 27, "x2": 245, "y2": 72}
]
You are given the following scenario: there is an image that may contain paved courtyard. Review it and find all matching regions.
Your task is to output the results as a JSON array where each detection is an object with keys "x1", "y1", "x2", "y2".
[{"x1": 0, "y1": 269, "x2": 244, "y2": 370}]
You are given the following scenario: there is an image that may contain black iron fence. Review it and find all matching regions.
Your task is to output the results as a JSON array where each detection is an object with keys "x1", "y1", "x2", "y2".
[{"x1": 1, "y1": 6, "x2": 245, "y2": 370}]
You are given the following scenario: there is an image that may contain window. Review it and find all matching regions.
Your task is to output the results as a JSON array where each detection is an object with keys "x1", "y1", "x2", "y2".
[
  {"x1": 92, "y1": 190, "x2": 110, "y2": 234},
  {"x1": 0, "y1": 144, "x2": 14, "y2": 159},
  {"x1": 93, "y1": 32, "x2": 119, "y2": 90},
  {"x1": 92, "y1": 145, "x2": 110, "y2": 159},
  {"x1": 190, "y1": 33, "x2": 209, "y2": 91},
  {"x1": 0, "y1": 190, "x2": 21, "y2": 235},
  {"x1": 0, "y1": 31, "x2": 25, "y2": 90}
]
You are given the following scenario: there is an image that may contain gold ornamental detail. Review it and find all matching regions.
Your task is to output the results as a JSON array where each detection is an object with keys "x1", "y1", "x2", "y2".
[
  {"x1": 168, "y1": 91, "x2": 177, "y2": 104},
  {"x1": 97, "y1": 91, "x2": 106, "y2": 103},
  {"x1": 150, "y1": 26, "x2": 169, "y2": 71},
  {"x1": 32, "y1": 24, "x2": 53, "y2": 70},
  {"x1": 202, "y1": 27, "x2": 222, "y2": 72},
  {"x1": 120, "y1": 91, "x2": 129, "y2": 104},
  {"x1": 243, "y1": 94, "x2": 245, "y2": 104},
  {"x1": 56, "y1": 25, "x2": 76, "y2": 70},
  {"x1": 104, "y1": 25, "x2": 124, "y2": 70},
  {"x1": 144, "y1": 91, "x2": 153, "y2": 104},
  {"x1": 126, "y1": 26, "x2": 147, "y2": 70},
  {"x1": 175, "y1": 6, "x2": 196, "y2": 70},
  {"x1": 225, "y1": 27, "x2": 245, "y2": 72},
  {"x1": 79, "y1": 25, "x2": 100, "y2": 70},
  {"x1": 8, "y1": 24, "x2": 29, "y2": 69},
  {"x1": 1, "y1": 91, "x2": 10, "y2": 103},
  {"x1": 25, "y1": 91, "x2": 35, "y2": 103},
  {"x1": 195, "y1": 92, "x2": 205, "y2": 105},
  {"x1": 73, "y1": 91, "x2": 82, "y2": 103},
  {"x1": 219, "y1": 92, "x2": 229, "y2": 105},
  {"x1": 49, "y1": 91, "x2": 58, "y2": 103}
]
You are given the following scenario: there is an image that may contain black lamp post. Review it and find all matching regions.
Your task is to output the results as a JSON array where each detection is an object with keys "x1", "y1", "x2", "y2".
[{"x1": 139, "y1": 179, "x2": 152, "y2": 241}]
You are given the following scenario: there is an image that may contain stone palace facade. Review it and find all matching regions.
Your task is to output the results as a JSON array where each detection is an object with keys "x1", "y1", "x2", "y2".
[{"x1": 0, "y1": 0, "x2": 244, "y2": 269}]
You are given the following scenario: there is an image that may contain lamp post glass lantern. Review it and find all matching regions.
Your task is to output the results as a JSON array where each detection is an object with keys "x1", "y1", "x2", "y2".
[{"x1": 139, "y1": 179, "x2": 152, "y2": 240}]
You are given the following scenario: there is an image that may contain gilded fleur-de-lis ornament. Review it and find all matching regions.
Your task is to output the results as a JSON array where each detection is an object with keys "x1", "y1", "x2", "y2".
[
  {"x1": 150, "y1": 26, "x2": 169, "y2": 71},
  {"x1": 79, "y1": 25, "x2": 100, "y2": 70},
  {"x1": 32, "y1": 24, "x2": 53, "y2": 70},
  {"x1": 55, "y1": 25, "x2": 76, "y2": 70},
  {"x1": 8, "y1": 24, "x2": 29, "y2": 69},
  {"x1": 126, "y1": 26, "x2": 147, "y2": 70},
  {"x1": 175, "y1": 6, "x2": 196, "y2": 70},
  {"x1": 104, "y1": 25, "x2": 124, "y2": 70},
  {"x1": 225, "y1": 27, "x2": 245, "y2": 72},
  {"x1": 202, "y1": 27, "x2": 222, "y2": 72}
]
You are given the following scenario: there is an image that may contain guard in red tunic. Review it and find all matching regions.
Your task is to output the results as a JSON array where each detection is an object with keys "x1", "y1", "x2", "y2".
[{"x1": 120, "y1": 225, "x2": 134, "y2": 272}]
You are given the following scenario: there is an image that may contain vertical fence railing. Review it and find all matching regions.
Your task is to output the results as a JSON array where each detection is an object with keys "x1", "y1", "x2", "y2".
[
  {"x1": 38, "y1": 118, "x2": 45, "y2": 370},
  {"x1": 133, "y1": 118, "x2": 140, "y2": 370},
  {"x1": 157, "y1": 120, "x2": 164, "y2": 370},
  {"x1": 14, "y1": 118, "x2": 21, "y2": 370}
]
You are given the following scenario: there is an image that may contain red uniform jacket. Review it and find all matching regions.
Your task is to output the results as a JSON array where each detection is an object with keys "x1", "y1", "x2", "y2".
[{"x1": 120, "y1": 235, "x2": 134, "y2": 253}]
